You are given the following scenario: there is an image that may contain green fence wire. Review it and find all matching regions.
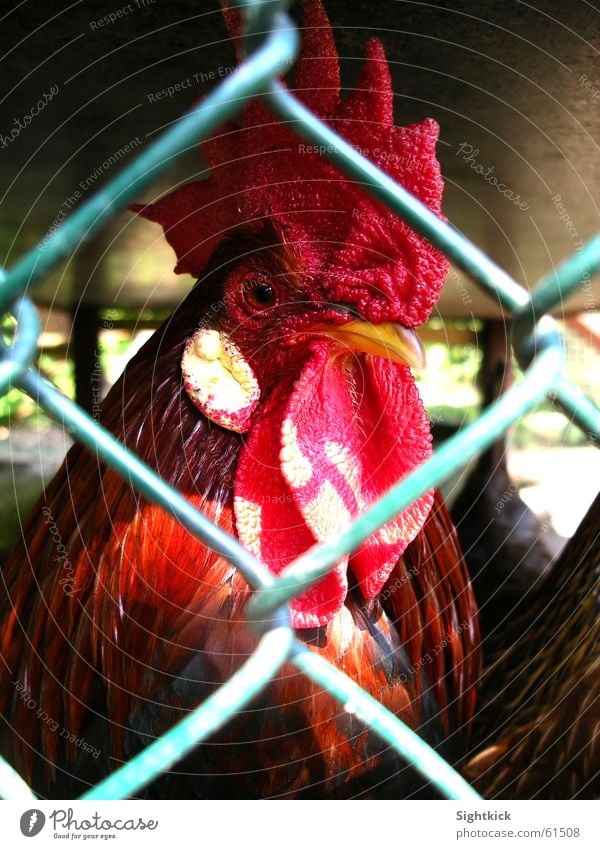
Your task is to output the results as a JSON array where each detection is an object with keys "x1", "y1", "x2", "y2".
[{"x1": 1, "y1": 0, "x2": 599, "y2": 803}]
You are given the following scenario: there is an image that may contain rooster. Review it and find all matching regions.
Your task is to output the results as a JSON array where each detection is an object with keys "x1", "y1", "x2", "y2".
[
  {"x1": 465, "y1": 491, "x2": 599, "y2": 799},
  {"x1": 0, "y1": 0, "x2": 480, "y2": 799}
]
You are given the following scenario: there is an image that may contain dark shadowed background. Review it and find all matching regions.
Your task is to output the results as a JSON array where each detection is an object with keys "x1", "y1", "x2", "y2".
[
  {"x1": 1, "y1": 0, "x2": 599, "y2": 314},
  {"x1": 0, "y1": 0, "x2": 599, "y2": 560}
]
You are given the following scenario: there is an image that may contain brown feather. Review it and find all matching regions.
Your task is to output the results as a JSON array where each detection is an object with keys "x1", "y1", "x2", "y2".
[{"x1": 465, "y1": 491, "x2": 599, "y2": 798}]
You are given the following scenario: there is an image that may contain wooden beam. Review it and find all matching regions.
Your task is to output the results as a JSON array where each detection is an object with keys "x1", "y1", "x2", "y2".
[
  {"x1": 70, "y1": 304, "x2": 101, "y2": 416},
  {"x1": 418, "y1": 326, "x2": 478, "y2": 346}
]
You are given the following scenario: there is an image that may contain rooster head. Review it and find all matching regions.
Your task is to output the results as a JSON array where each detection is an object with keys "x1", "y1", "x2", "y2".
[{"x1": 134, "y1": 0, "x2": 449, "y2": 628}]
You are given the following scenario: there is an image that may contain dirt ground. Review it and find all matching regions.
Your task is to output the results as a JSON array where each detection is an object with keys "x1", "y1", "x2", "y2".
[{"x1": 509, "y1": 445, "x2": 600, "y2": 539}]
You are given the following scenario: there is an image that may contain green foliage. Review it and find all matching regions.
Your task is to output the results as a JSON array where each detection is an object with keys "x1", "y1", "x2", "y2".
[
  {"x1": 418, "y1": 342, "x2": 482, "y2": 427},
  {"x1": 0, "y1": 356, "x2": 74, "y2": 428}
]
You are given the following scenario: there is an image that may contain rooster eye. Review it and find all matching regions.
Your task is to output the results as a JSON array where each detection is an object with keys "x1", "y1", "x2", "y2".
[{"x1": 243, "y1": 278, "x2": 276, "y2": 312}]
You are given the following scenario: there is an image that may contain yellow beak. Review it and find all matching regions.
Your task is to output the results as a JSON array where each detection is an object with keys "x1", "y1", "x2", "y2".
[{"x1": 319, "y1": 320, "x2": 425, "y2": 369}]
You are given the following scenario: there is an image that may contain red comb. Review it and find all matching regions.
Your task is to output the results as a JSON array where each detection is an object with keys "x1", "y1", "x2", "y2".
[{"x1": 134, "y1": 0, "x2": 449, "y2": 326}]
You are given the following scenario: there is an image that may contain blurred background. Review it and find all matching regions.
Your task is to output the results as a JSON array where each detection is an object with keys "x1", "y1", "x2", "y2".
[{"x1": 0, "y1": 0, "x2": 598, "y2": 567}]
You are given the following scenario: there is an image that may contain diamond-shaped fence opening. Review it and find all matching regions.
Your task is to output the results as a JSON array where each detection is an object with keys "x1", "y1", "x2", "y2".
[{"x1": 0, "y1": 0, "x2": 599, "y2": 802}]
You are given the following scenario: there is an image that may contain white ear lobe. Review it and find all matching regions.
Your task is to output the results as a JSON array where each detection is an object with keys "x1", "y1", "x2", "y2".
[{"x1": 181, "y1": 328, "x2": 260, "y2": 433}]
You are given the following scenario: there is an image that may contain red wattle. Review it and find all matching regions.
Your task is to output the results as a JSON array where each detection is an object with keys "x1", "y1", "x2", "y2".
[
  {"x1": 233, "y1": 377, "x2": 349, "y2": 628},
  {"x1": 234, "y1": 341, "x2": 434, "y2": 628}
]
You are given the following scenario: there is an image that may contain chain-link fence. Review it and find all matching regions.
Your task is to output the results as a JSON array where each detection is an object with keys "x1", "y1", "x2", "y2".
[{"x1": 1, "y1": 0, "x2": 599, "y2": 802}]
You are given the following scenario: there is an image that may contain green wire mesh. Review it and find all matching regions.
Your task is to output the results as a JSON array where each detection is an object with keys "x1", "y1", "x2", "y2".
[{"x1": 1, "y1": 0, "x2": 599, "y2": 803}]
